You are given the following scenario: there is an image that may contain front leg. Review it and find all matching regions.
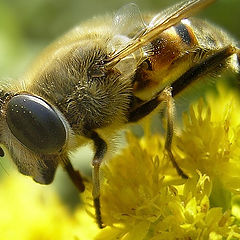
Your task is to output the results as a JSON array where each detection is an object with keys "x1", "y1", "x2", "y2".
[
  {"x1": 61, "y1": 154, "x2": 86, "y2": 192},
  {"x1": 83, "y1": 130, "x2": 107, "y2": 228}
]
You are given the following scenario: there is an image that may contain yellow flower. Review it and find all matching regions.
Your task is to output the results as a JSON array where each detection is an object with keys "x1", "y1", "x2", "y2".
[
  {"x1": 94, "y1": 137, "x2": 240, "y2": 239},
  {"x1": 2, "y1": 83, "x2": 240, "y2": 240},
  {"x1": 87, "y1": 83, "x2": 240, "y2": 239},
  {"x1": 175, "y1": 84, "x2": 240, "y2": 194},
  {"x1": 0, "y1": 172, "x2": 99, "y2": 240}
]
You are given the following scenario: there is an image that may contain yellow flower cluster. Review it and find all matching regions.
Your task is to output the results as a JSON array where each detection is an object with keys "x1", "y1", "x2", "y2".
[
  {"x1": 1, "y1": 83, "x2": 240, "y2": 240},
  {"x1": 93, "y1": 84, "x2": 240, "y2": 239},
  {"x1": 94, "y1": 138, "x2": 239, "y2": 239},
  {"x1": 175, "y1": 89, "x2": 240, "y2": 194},
  {"x1": 0, "y1": 172, "x2": 99, "y2": 240}
]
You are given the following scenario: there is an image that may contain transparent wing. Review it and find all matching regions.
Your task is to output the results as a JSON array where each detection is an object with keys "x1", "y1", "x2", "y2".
[
  {"x1": 105, "y1": 0, "x2": 216, "y2": 68},
  {"x1": 108, "y1": 3, "x2": 147, "y2": 55},
  {"x1": 113, "y1": 3, "x2": 146, "y2": 38},
  {"x1": 107, "y1": 3, "x2": 148, "y2": 76}
]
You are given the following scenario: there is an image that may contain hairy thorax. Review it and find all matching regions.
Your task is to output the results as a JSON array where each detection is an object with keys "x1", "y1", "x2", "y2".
[{"x1": 23, "y1": 37, "x2": 133, "y2": 135}]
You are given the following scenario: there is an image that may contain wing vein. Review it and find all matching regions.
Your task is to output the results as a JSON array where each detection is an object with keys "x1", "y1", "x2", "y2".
[{"x1": 105, "y1": 0, "x2": 216, "y2": 68}]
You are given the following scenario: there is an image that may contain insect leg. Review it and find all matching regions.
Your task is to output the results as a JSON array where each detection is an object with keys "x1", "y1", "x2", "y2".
[
  {"x1": 61, "y1": 155, "x2": 85, "y2": 192},
  {"x1": 128, "y1": 95, "x2": 164, "y2": 122},
  {"x1": 171, "y1": 45, "x2": 239, "y2": 97},
  {"x1": 128, "y1": 88, "x2": 188, "y2": 178},
  {"x1": 160, "y1": 88, "x2": 188, "y2": 178},
  {"x1": 128, "y1": 45, "x2": 238, "y2": 178},
  {"x1": 84, "y1": 130, "x2": 107, "y2": 228},
  {"x1": 161, "y1": 46, "x2": 240, "y2": 178}
]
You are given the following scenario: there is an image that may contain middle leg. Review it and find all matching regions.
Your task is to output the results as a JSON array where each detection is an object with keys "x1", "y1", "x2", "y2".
[{"x1": 128, "y1": 87, "x2": 187, "y2": 178}]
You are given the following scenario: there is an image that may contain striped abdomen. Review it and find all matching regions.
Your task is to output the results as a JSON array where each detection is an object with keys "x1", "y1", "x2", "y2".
[{"x1": 133, "y1": 18, "x2": 236, "y2": 100}]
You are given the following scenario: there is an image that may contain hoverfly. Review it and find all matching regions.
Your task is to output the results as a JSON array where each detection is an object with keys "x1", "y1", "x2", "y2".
[{"x1": 0, "y1": 0, "x2": 239, "y2": 228}]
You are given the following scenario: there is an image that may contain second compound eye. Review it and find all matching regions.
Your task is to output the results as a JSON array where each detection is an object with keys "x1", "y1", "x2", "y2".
[
  {"x1": 0, "y1": 147, "x2": 4, "y2": 157},
  {"x1": 6, "y1": 94, "x2": 67, "y2": 154}
]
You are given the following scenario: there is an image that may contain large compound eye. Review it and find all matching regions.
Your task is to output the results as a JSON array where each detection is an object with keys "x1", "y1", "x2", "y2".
[{"x1": 6, "y1": 94, "x2": 67, "y2": 154}]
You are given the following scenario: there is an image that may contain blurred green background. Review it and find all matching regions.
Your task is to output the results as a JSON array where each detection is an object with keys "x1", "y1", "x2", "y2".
[
  {"x1": 0, "y1": 0, "x2": 239, "y2": 78},
  {"x1": 0, "y1": 0, "x2": 239, "y2": 208}
]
